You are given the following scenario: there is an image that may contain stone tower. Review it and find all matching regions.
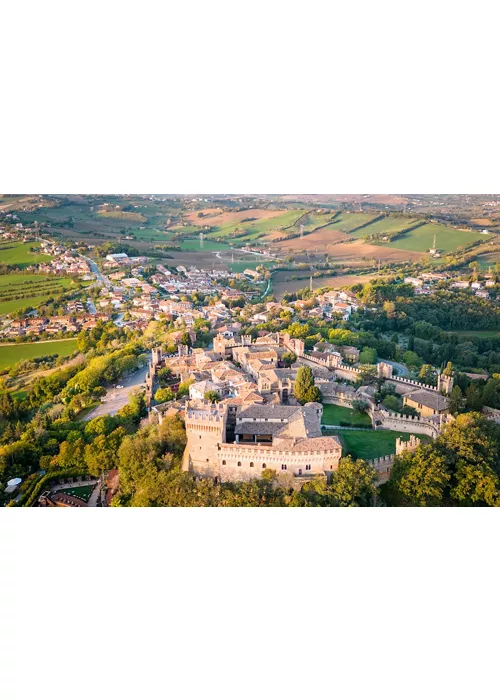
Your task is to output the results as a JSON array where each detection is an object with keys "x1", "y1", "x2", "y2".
[
  {"x1": 437, "y1": 373, "x2": 454, "y2": 395},
  {"x1": 152, "y1": 347, "x2": 162, "y2": 368},
  {"x1": 184, "y1": 400, "x2": 228, "y2": 477}
]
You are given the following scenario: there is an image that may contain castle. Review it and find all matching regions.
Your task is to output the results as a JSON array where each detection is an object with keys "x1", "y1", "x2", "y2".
[
  {"x1": 183, "y1": 400, "x2": 342, "y2": 482},
  {"x1": 150, "y1": 329, "x2": 456, "y2": 484}
]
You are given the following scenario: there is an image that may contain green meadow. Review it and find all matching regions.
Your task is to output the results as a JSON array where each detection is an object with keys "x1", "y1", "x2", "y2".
[
  {"x1": 0, "y1": 339, "x2": 78, "y2": 371},
  {"x1": 0, "y1": 242, "x2": 51, "y2": 267},
  {"x1": 386, "y1": 223, "x2": 490, "y2": 254}
]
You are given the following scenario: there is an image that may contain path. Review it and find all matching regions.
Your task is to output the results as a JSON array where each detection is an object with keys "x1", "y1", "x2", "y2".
[
  {"x1": 380, "y1": 359, "x2": 409, "y2": 377},
  {"x1": 84, "y1": 364, "x2": 149, "y2": 420}
]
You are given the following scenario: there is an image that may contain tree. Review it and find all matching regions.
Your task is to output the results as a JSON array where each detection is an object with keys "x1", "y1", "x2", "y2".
[
  {"x1": 154, "y1": 387, "x2": 175, "y2": 403},
  {"x1": 403, "y1": 351, "x2": 423, "y2": 370},
  {"x1": 294, "y1": 367, "x2": 321, "y2": 404},
  {"x1": 449, "y1": 386, "x2": 464, "y2": 415},
  {"x1": 204, "y1": 390, "x2": 221, "y2": 404},
  {"x1": 282, "y1": 351, "x2": 297, "y2": 368},
  {"x1": 180, "y1": 331, "x2": 192, "y2": 348},
  {"x1": 329, "y1": 457, "x2": 378, "y2": 507},
  {"x1": 352, "y1": 399, "x2": 369, "y2": 414},
  {"x1": 177, "y1": 378, "x2": 194, "y2": 398},
  {"x1": 359, "y1": 347, "x2": 377, "y2": 364},
  {"x1": 388, "y1": 447, "x2": 450, "y2": 507},
  {"x1": 465, "y1": 384, "x2": 483, "y2": 411},
  {"x1": 419, "y1": 364, "x2": 437, "y2": 385}
]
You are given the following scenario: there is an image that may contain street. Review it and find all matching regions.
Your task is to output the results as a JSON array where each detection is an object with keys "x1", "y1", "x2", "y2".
[{"x1": 84, "y1": 365, "x2": 149, "y2": 420}]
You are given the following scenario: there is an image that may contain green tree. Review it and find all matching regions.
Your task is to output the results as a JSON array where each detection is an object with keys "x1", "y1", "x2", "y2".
[
  {"x1": 294, "y1": 367, "x2": 320, "y2": 404},
  {"x1": 154, "y1": 387, "x2": 175, "y2": 403},
  {"x1": 329, "y1": 457, "x2": 378, "y2": 507},
  {"x1": 204, "y1": 390, "x2": 221, "y2": 404},
  {"x1": 282, "y1": 351, "x2": 297, "y2": 368},
  {"x1": 449, "y1": 386, "x2": 464, "y2": 415},
  {"x1": 359, "y1": 347, "x2": 377, "y2": 364},
  {"x1": 180, "y1": 331, "x2": 192, "y2": 347}
]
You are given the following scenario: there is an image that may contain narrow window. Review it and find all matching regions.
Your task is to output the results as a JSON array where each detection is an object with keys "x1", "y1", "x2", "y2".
[
  {"x1": 237, "y1": 462, "x2": 242, "y2": 467},
  {"x1": 222, "y1": 460, "x2": 226, "y2": 465},
  {"x1": 250, "y1": 462, "x2": 254, "y2": 468},
  {"x1": 281, "y1": 465, "x2": 287, "y2": 471}
]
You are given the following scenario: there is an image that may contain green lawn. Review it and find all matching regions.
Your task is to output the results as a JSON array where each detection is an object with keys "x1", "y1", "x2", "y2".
[
  {"x1": 0, "y1": 242, "x2": 51, "y2": 267},
  {"x1": 321, "y1": 403, "x2": 372, "y2": 427},
  {"x1": 327, "y1": 429, "x2": 426, "y2": 461},
  {"x1": 0, "y1": 339, "x2": 78, "y2": 370},
  {"x1": 386, "y1": 223, "x2": 490, "y2": 254},
  {"x1": 60, "y1": 484, "x2": 94, "y2": 502}
]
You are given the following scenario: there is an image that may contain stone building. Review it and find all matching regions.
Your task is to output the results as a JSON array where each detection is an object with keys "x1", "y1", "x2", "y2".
[{"x1": 183, "y1": 400, "x2": 342, "y2": 482}]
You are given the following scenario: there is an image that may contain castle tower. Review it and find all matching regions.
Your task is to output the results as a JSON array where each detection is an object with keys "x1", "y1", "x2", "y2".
[
  {"x1": 377, "y1": 361, "x2": 393, "y2": 379},
  {"x1": 241, "y1": 334, "x2": 252, "y2": 347},
  {"x1": 151, "y1": 347, "x2": 162, "y2": 368},
  {"x1": 437, "y1": 373, "x2": 454, "y2": 395},
  {"x1": 184, "y1": 401, "x2": 228, "y2": 477}
]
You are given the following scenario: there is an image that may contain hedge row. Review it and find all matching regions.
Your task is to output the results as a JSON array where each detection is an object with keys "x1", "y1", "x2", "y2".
[{"x1": 21, "y1": 469, "x2": 90, "y2": 508}]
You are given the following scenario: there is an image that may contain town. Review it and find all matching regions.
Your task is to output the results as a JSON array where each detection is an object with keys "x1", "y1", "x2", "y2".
[{"x1": 1, "y1": 193, "x2": 500, "y2": 508}]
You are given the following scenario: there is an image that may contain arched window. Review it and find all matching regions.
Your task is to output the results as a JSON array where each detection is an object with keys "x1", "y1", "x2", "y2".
[
  {"x1": 250, "y1": 462, "x2": 254, "y2": 468},
  {"x1": 222, "y1": 460, "x2": 226, "y2": 465},
  {"x1": 237, "y1": 462, "x2": 242, "y2": 467},
  {"x1": 281, "y1": 465, "x2": 287, "y2": 471},
  {"x1": 262, "y1": 463, "x2": 267, "y2": 469}
]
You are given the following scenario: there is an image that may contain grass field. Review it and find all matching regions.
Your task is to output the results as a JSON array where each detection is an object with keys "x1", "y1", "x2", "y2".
[
  {"x1": 331, "y1": 212, "x2": 377, "y2": 233},
  {"x1": 208, "y1": 210, "x2": 306, "y2": 239},
  {"x1": 59, "y1": 484, "x2": 94, "y2": 502},
  {"x1": 445, "y1": 330, "x2": 500, "y2": 339},
  {"x1": 351, "y1": 216, "x2": 419, "y2": 238},
  {"x1": 0, "y1": 274, "x2": 76, "y2": 315},
  {"x1": 0, "y1": 242, "x2": 51, "y2": 267},
  {"x1": 179, "y1": 240, "x2": 231, "y2": 252},
  {"x1": 0, "y1": 339, "x2": 78, "y2": 371},
  {"x1": 386, "y1": 223, "x2": 490, "y2": 254},
  {"x1": 321, "y1": 404, "x2": 372, "y2": 427},
  {"x1": 284, "y1": 211, "x2": 337, "y2": 235},
  {"x1": 329, "y1": 429, "x2": 424, "y2": 461}
]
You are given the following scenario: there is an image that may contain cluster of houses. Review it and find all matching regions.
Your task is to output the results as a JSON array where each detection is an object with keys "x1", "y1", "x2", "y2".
[
  {"x1": 2, "y1": 312, "x2": 111, "y2": 338},
  {"x1": 34, "y1": 242, "x2": 94, "y2": 280},
  {"x1": 404, "y1": 272, "x2": 495, "y2": 299}
]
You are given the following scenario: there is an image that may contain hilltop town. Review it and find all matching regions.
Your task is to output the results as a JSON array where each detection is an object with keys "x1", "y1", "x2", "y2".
[{"x1": 1, "y1": 194, "x2": 500, "y2": 507}]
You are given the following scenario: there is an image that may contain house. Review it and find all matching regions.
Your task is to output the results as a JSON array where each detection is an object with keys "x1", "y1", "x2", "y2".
[{"x1": 403, "y1": 389, "x2": 450, "y2": 418}]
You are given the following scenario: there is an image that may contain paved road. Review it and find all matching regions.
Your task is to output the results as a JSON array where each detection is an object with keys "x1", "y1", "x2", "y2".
[
  {"x1": 84, "y1": 365, "x2": 149, "y2": 421},
  {"x1": 379, "y1": 359, "x2": 409, "y2": 377},
  {"x1": 80, "y1": 254, "x2": 112, "y2": 289}
]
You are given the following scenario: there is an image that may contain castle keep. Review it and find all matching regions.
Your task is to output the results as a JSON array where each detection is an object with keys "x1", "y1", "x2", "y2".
[{"x1": 184, "y1": 400, "x2": 342, "y2": 482}]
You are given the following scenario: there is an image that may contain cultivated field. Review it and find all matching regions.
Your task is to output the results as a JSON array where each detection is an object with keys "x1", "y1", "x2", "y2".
[
  {"x1": 350, "y1": 216, "x2": 419, "y2": 238},
  {"x1": 0, "y1": 274, "x2": 76, "y2": 315},
  {"x1": 272, "y1": 271, "x2": 379, "y2": 297},
  {"x1": 0, "y1": 338, "x2": 78, "y2": 371},
  {"x1": 198, "y1": 209, "x2": 306, "y2": 240}
]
